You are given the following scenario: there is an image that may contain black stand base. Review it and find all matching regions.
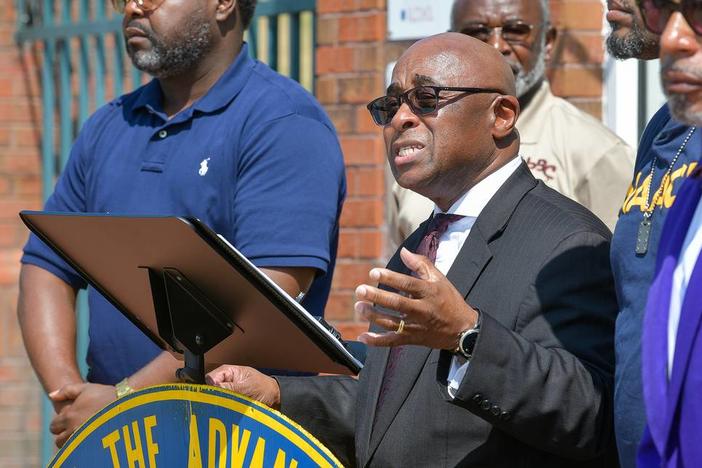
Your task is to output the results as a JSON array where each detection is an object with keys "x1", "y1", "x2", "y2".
[{"x1": 141, "y1": 266, "x2": 233, "y2": 386}]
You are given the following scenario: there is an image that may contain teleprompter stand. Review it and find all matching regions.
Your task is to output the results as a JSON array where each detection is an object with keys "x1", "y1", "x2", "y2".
[{"x1": 142, "y1": 266, "x2": 235, "y2": 384}]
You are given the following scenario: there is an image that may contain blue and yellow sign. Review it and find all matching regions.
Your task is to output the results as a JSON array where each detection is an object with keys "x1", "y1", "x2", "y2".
[{"x1": 50, "y1": 384, "x2": 342, "y2": 468}]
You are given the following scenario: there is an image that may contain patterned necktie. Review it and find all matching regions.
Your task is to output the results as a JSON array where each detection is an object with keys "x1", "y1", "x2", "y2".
[{"x1": 374, "y1": 213, "x2": 466, "y2": 417}]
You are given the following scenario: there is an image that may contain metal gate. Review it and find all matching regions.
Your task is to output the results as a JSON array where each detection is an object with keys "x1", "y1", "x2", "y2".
[{"x1": 13, "y1": 0, "x2": 315, "y2": 463}]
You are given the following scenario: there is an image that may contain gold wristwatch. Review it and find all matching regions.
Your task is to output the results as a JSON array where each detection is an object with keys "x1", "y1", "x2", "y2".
[{"x1": 115, "y1": 378, "x2": 134, "y2": 399}]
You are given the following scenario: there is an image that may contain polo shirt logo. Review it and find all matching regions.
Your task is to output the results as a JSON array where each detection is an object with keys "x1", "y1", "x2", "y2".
[{"x1": 198, "y1": 158, "x2": 211, "y2": 176}]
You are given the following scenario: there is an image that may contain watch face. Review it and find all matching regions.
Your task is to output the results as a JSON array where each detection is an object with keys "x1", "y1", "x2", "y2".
[{"x1": 460, "y1": 330, "x2": 479, "y2": 358}]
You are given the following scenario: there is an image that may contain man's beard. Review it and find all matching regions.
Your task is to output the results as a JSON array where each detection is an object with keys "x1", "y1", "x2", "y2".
[
  {"x1": 126, "y1": 14, "x2": 214, "y2": 78},
  {"x1": 514, "y1": 34, "x2": 547, "y2": 98},
  {"x1": 667, "y1": 93, "x2": 702, "y2": 126},
  {"x1": 606, "y1": 20, "x2": 657, "y2": 60},
  {"x1": 663, "y1": 63, "x2": 702, "y2": 126}
]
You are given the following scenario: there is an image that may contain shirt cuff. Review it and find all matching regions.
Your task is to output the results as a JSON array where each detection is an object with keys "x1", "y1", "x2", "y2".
[{"x1": 447, "y1": 354, "x2": 470, "y2": 399}]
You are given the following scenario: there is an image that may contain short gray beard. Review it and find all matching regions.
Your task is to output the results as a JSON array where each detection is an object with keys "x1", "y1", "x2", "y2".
[
  {"x1": 515, "y1": 33, "x2": 547, "y2": 98},
  {"x1": 606, "y1": 20, "x2": 658, "y2": 60},
  {"x1": 667, "y1": 93, "x2": 702, "y2": 126},
  {"x1": 127, "y1": 15, "x2": 214, "y2": 78}
]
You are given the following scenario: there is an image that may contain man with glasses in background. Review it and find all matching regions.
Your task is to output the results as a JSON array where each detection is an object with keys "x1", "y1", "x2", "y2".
[
  {"x1": 206, "y1": 33, "x2": 619, "y2": 467},
  {"x1": 633, "y1": 1, "x2": 702, "y2": 465},
  {"x1": 390, "y1": 0, "x2": 635, "y2": 251},
  {"x1": 605, "y1": 1, "x2": 702, "y2": 466},
  {"x1": 17, "y1": 0, "x2": 346, "y2": 447}
]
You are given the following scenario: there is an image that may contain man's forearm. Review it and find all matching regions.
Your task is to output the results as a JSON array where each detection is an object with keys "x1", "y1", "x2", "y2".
[{"x1": 17, "y1": 265, "x2": 83, "y2": 395}]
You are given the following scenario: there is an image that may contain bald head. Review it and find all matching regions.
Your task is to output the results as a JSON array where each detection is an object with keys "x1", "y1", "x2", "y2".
[
  {"x1": 382, "y1": 32, "x2": 521, "y2": 211},
  {"x1": 397, "y1": 33, "x2": 516, "y2": 97}
]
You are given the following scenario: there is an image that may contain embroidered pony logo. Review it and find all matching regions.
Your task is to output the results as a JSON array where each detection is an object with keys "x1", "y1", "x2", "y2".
[{"x1": 198, "y1": 158, "x2": 211, "y2": 176}]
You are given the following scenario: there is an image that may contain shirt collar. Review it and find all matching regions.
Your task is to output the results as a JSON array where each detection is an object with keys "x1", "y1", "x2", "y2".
[
  {"x1": 132, "y1": 42, "x2": 255, "y2": 116},
  {"x1": 434, "y1": 156, "x2": 523, "y2": 218}
]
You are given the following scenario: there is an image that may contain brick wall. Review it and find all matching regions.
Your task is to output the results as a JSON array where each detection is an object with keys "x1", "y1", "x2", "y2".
[
  {"x1": 317, "y1": 0, "x2": 389, "y2": 340},
  {"x1": 0, "y1": 2, "x2": 43, "y2": 467}
]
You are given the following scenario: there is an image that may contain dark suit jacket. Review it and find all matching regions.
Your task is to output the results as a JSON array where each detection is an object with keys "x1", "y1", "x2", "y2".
[{"x1": 277, "y1": 163, "x2": 618, "y2": 467}]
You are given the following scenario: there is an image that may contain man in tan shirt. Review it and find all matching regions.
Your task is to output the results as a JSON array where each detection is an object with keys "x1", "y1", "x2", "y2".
[{"x1": 391, "y1": 0, "x2": 634, "y2": 246}]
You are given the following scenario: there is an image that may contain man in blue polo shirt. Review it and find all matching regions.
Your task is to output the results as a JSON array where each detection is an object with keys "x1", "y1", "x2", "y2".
[{"x1": 17, "y1": 0, "x2": 345, "y2": 447}]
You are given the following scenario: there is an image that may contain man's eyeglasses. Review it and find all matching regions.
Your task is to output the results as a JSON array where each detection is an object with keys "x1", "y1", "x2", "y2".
[
  {"x1": 456, "y1": 22, "x2": 536, "y2": 45},
  {"x1": 366, "y1": 85, "x2": 502, "y2": 126},
  {"x1": 637, "y1": 0, "x2": 702, "y2": 35},
  {"x1": 112, "y1": 0, "x2": 166, "y2": 13}
]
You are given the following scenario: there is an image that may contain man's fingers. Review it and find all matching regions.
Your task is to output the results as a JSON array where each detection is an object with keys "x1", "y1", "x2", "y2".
[
  {"x1": 206, "y1": 365, "x2": 238, "y2": 387},
  {"x1": 55, "y1": 430, "x2": 71, "y2": 448},
  {"x1": 400, "y1": 247, "x2": 434, "y2": 280},
  {"x1": 49, "y1": 413, "x2": 66, "y2": 435},
  {"x1": 358, "y1": 330, "x2": 409, "y2": 347},
  {"x1": 356, "y1": 302, "x2": 403, "y2": 331},
  {"x1": 355, "y1": 285, "x2": 415, "y2": 316},
  {"x1": 49, "y1": 383, "x2": 84, "y2": 402},
  {"x1": 369, "y1": 267, "x2": 426, "y2": 297}
]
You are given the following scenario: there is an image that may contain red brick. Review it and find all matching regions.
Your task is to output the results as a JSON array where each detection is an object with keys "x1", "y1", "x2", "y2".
[
  {"x1": 317, "y1": 17, "x2": 339, "y2": 46},
  {"x1": 0, "y1": 126, "x2": 10, "y2": 146},
  {"x1": 339, "y1": 229, "x2": 383, "y2": 258},
  {"x1": 332, "y1": 262, "x2": 377, "y2": 290},
  {"x1": 340, "y1": 199, "x2": 384, "y2": 227},
  {"x1": 550, "y1": 67, "x2": 603, "y2": 98},
  {"x1": 0, "y1": 151, "x2": 41, "y2": 174},
  {"x1": 324, "y1": 291, "x2": 355, "y2": 321},
  {"x1": 0, "y1": 201, "x2": 41, "y2": 221},
  {"x1": 359, "y1": 0, "x2": 386, "y2": 10},
  {"x1": 339, "y1": 75, "x2": 383, "y2": 104},
  {"x1": 0, "y1": 225, "x2": 18, "y2": 248},
  {"x1": 12, "y1": 127, "x2": 40, "y2": 149},
  {"x1": 315, "y1": 76, "x2": 338, "y2": 104},
  {"x1": 326, "y1": 106, "x2": 355, "y2": 134},
  {"x1": 552, "y1": 32, "x2": 604, "y2": 66},
  {"x1": 551, "y1": 1, "x2": 605, "y2": 31},
  {"x1": 0, "y1": 175, "x2": 10, "y2": 195},
  {"x1": 316, "y1": 46, "x2": 355, "y2": 74},
  {"x1": 339, "y1": 13, "x2": 386, "y2": 42},
  {"x1": 14, "y1": 175, "x2": 41, "y2": 197},
  {"x1": 340, "y1": 136, "x2": 386, "y2": 165},
  {"x1": 347, "y1": 167, "x2": 385, "y2": 197}
]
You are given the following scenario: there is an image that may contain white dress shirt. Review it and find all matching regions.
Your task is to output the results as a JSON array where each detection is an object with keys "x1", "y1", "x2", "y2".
[
  {"x1": 419, "y1": 156, "x2": 522, "y2": 398},
  {"x1": 667, "y1": 196, "x2": 702, "y2": 378}
]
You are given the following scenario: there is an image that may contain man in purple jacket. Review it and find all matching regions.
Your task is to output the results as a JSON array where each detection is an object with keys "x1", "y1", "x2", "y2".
[{"x1": 637, "y1": 1, "x2": 702, "y2": 466}]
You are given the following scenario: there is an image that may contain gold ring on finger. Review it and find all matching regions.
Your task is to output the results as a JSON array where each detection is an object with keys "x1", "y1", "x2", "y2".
[{"x1": 396, "y1": 319, "x2": 405, "y2": 334}]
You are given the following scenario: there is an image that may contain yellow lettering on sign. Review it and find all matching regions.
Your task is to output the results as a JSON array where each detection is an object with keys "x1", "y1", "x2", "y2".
[
  {"x1": 102, "y1": 429, "x2": 122, "y2": 468},
  {"x1": 144, "y1": 415, "x2": 159, "y2": 468},
  {"x1": 249, "y1": 437, "x2": 266, "y2": 468},
  {"x1": 230, "y1": 424, "x2": 251, "y2": 468},
  {"x1": 188, "y1": 415, "x2": 203, "y2": 468},
  {"x1": 208, "y1": 418, "x2": 227, "y2": 468},
  {"x1": 123, "y1": 420, "x2": 147, "y2": 468}
]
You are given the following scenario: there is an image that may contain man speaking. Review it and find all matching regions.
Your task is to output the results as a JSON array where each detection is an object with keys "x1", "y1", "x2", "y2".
[{"x1": 207, "y1": 33, "x2": 618, "y2": 467}]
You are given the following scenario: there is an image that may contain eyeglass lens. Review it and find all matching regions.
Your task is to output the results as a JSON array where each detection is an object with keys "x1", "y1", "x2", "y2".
[
  {"x1": 459, "y1": 23, "x2": 534, "y2": 44},
  {"x1": 639, "y1": 0, "x2": 702, "y2": 35},
  {"x1": 368, "y1": 87, "x2": 439, "y2": 125},
  {"x1": 112, "y1": 0, "x2": 164, "y2": 13}
]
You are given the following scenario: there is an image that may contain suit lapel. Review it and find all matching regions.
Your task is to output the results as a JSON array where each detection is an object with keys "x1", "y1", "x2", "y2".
[{"x1": 362, "y1": 162, "x2": 538, "y2": 464}]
